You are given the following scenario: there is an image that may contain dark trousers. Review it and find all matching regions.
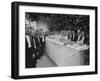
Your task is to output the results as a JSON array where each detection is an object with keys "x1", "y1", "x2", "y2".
[
  {"x1": 37, "y1": 42, "x2": 45, "y2": 59},
  {"x1": 25, "y1": 47, "x2": 37, "y2": 68}
]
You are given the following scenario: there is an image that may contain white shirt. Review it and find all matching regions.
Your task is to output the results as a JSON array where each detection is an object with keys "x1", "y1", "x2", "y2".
[
  {"x1": 37, "y1": 35, "x2": 40, "y2": 42},
  {"x1": 33, "y1": 38, "x2": 36, "y2": 49},
  {"x1": 42, "y1": 35, "x2": 45, "y2": 42},
  {"x1": 26, "y1": 35, "x2": 32, "y2": 48},
  {"x1": 77, "y1": 35, "x2": 82, "y2": 41},
  {"x1": 81, "y1": 36, "x2": 85, "y2": 43}
]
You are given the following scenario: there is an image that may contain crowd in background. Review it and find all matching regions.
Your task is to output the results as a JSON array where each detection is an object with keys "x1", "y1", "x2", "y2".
[
  {"x1": 49, "y1": 29, "x2": 89, "y2": 45},
  {"x1": 27, "y1": 12, "x2": 89, "y2": 44},
  {"x1": 25, "y1": 13, "x2": 90, "y2": 68}
]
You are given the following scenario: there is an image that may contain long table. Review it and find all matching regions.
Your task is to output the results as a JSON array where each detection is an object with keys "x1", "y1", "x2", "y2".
[{"x1": 45, "y1": 35, "x2": 89, "y2": 66}]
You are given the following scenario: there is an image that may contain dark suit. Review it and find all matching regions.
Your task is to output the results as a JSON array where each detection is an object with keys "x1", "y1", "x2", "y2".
[
  {"x1": 25, "y1": 34, "x2": 37, "y2": 68},
  {"x1": 39, "y1": 35, "x2": 45, "y2": 58},
  {"x1": 83, "y1": 37, "x2": 89, "y2": 45},
  {"x1": 71, "y1": 34, "x2": 78, "y2": 42},
  {"x1": 34, "y1": 34, "x2": 45, "y2": 59}
]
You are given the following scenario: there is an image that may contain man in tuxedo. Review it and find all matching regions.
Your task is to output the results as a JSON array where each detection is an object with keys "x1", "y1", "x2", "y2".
[
  {"x1": 25, "y1": 26, "x2": 37, "y2": 68},
  {"x1": 77, "y1": 31, "x2": 88, "y2": 44},
  {"x1": 80, "y1": 32, "x2": 89, "y2": 44},
  {"x1": 34, "y1": 30, "x2": 45, "y2": 60},
  {"x1": 39, "y1": 32, "x2": 45, "y2": 59},
  {"x1": 84, "y1": 34, "x2": 89, "y2": 45},
  {"x1": 77, "y1": 29, "x2": 82, "y2": 41},
  {"x1": 79, "y1": 31, "x2": 85, "y2": 43},
  {"x1": 68, "y1": 30, "x2": 72, "y2": 40},
  {"x1": 71, "y1": 31, "x2": 78, "y2": 42}
]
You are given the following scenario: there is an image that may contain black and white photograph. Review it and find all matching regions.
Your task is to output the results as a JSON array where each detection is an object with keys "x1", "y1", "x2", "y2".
[
  {"x1": 25, "y1": 12, "x2": 90, "y2": 68},
  {"x1": 11, "y1": 1, "x2": 97, "y2": 79}
]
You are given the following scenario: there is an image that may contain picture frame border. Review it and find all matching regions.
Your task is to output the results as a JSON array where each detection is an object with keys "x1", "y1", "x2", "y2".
[{"x1": 11, "y1": 1, "x2": 98, "y2": 79}]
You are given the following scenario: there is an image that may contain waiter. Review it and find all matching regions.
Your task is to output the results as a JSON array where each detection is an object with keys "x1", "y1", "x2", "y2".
[
  {"x1": 76, "y1": 29, "x2": 82, "y2": 41},
  {"x1": 39, "y1": 31, "x2": 45, "y2": 59},
  {"x1": 25, "y1": 26, "x2": 37, "y2": 68},
  {"x1": 71, "y1": 31, "x2": 78, "y2": 42},
  {"x1": 34, "y1": 30, "x2": 45, "y2": 60}
]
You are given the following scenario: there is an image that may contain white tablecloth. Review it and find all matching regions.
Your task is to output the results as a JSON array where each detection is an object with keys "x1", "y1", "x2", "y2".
[{"x1": 45, "y1": 35, "x2": 89, "y2": 66}]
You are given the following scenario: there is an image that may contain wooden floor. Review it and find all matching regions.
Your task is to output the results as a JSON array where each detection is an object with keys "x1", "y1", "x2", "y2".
[{"x1": 36, "y1": 53, "x2": 57, "y2": 68}]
